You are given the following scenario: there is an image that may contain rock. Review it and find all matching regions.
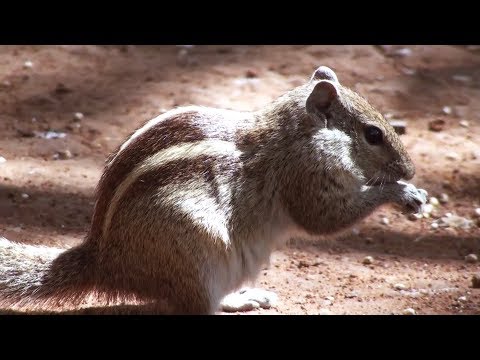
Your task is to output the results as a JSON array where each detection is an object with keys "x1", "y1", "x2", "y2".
[
  {"x1": 53, "y1": 150, "x2": 73, "y2": 160},
  {"x1": 445, "y1": 152, "x2": 460, "y2": 161},
  {"x1": 442, "y1": 106, "x2": 452, "y2": 115},
  {"x1": 394, "y1": 283, "x2": 407, "y2": 291},
  {"x1": 452, "y1": 75, "x2": 472, "y2": 83},
  {"x1": 35, "y1": 131, "x2": 67, "y2": 139},
  {"x1": 23, "y1": 60, "x2": 34, "y2": 69},
  {"x1": 0, "y1": 156, "x2": 6, "y2": 164},
  {"x1": 381, "y1": 217, "x2": 389, "y2": 225},
  {"x1": 457, "y1": 296, "x2": 467, "y2": 302},
  {"x1": 471, "y1": 274, "x2": 480, "y2": 288},
  {"x1": 73, "y1": 112, "x2": 84, "y2": 121},
  {"x1": 245, "y1": 69, "x2": 258, "y2": 78},
  {"x1": 429, "y1": 119, "x2": 446, "y2": 132},
  {"x1": 422, "y1": 204, "x2": 434, "y2": 215},
  {"x1": 459, "y1": 120, "x2": 470, "y2": 128},
  {"x1": 325, "y1": 296, "x2": 335, "y2": 302},
  {"x1": 408, "y1": 213, "x2": 423, "y2": 221},
  {"x1": 439, "y1": 193, "x2": 449, "y2": 204},
  {"x1": 402, "y1": 308, "x2": 416, "y2": 315},
  {"x1": 473, "y1": 208, "x2": 480, "y2": 218},
  {"x1": 362, "y1": 256, "x2": 374, "y2": 265},
  {"x1": 465, "y1": 254, "x2": 478, "y2": 263},
  {"x1": 391, "y1": 48, "x2": 412, "y2": 57},
  {"x1": 429, "y1": 197, "x2": 439, "y2": 206},
  {"x1": 21, "y1": 193, "x2": 29, "y2": 199},
  {"x1": 439, "y1": 215, "x2": 473, "y2": 229},
  {"x1": 351, "y1": 228, "x2": 360, "y2": 235},
  {"x1": 431, "y1": 222, "x2": 439, "y2": 230}
]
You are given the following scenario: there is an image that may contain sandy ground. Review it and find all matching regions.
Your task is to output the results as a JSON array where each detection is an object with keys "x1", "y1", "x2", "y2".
[{"x1": 0, "y1": 45, "x2": 479, "y2": 315}]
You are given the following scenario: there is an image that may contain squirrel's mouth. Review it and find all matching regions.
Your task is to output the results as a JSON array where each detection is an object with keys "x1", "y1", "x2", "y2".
[{"x1": 367, "y1": 174, "x2": 401, "y2": 186}]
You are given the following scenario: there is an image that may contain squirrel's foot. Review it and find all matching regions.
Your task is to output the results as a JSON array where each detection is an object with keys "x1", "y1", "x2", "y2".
[
  {"x1": 396, "y1": 181, "x2": 428, "y2": 213},
  {"x1": 220, "y1": 288, "x2": 278, "y2": 312}
]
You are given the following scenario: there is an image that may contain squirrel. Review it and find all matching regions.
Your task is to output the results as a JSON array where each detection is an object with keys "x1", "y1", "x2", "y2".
[{"x1": 0, "y1": 66, "x2": 427, "y2": 314}]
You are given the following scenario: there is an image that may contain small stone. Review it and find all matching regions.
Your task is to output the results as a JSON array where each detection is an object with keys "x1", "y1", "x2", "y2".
[
  {"x1": 392, "y1": 48, "x2": 412, "y2": 57},
  {"x1": 431, "y1": 222, "x2": 439, "y2": 230},
  {"x1": 429, "y1": 197, "x2": 439, "y2": 206},
  {"x1": 54, "y1": 150, "x2": 73, "y2": 160},
  {"x1": 439, "y1": 193, "x2": 449, "y2": 204},
  {"x1": 1, "y1": 80, "x2": 11, "y2": 87},
  {"x1": 457, "y1": 296, "x2": 467, "y2": 302},
  {"x1": 465, "y1": 254, "x2": 478, "y2": 263},
  {"x1": 445, "y1": 152, "x2": 460, "y2": 161},
  {"x1": 452, "y1": 75, "x2": 472, "y2": 83},
  {"x1": 381, "y1": 217, "x2": 389, "y2": 225},
  {"x1": 245, "y1": 69, "x2": 258, "y2": 78},
  {"x1": 0, "y1": 156, "x2": 6, "y2": 164},
  {"x1": 473, "y1": 208, "x2": 480, "y2": 218},
  {"x1": 429, "y1": 119, "x2": 446, "y2": 132},
  {"x1": 325, "y1": 296, "x2": 335, "y2": 302},
  {"x1": 362, "y1": 256, "x2": 374, "y2": 265},
  {"x1": 21, "y1": 193, "x2": 29, "y2": 199},
  {"x1": 351, "y1": 228, "x2": 360, "y2": 235},
  {"x1": 442, "y1": 106, "x2": 452, "y2": 115},
  {"x1": 402, "y1": 308, "x2": 416, "y2": 315},
  {"x1": 73, "y1": 112, "x2": 84, "y2": 121},
  {"x1": 472, "y1": 274, "x2": 480, "y2": 288},
  {"x1": 23, "y1": 60, "x2": 34, "y2": 69},
  {"x1": 318, "y1": 309, "x2": 333, "y2": 315},
  {"x1": 459, "y1": 120, "x2": 469, "y2": 128},
  {"x1": 408, "y1": 213, "x2": 423, "y2": 221},
  {"x1": 394, "y1": 283, "x2": 407, "y2": 291},
  {"x1": 422, "y1": 204, "x2": 434, "y2": 215}
]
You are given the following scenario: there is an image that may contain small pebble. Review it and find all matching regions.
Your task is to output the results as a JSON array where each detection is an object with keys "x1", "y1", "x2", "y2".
[
  {"x1": 21, "y1": 193, "x2": 29, "y2": 199},
  {"x1": 459, "y1": 120, "x2": 469, "y2": 128},
  {"x1": 429, "y1": 119, "x2": 446, "y2": 132},
  {"x1": 422, "y1": 204, "x2": 434, "y2": 215},
  {"x1": 408, "y1": 213, "x2": 423, "y2": 221},
  {"x1": 325, "y1": 296, "x2": 335, "y2": 302},
  {"x1": 73, "y1": 112, "x2": 84, "y2": 121},
  {"x1": 465, "y1": 254, "x2": 478, "y2": 263},
  {"x1": 431, "y1": 222, "x2": 439, "y2": 230},
  {"x1": 402, "y1": 308, "x2": 416, "y2": 315},
  {"x1": 0, "y1": 156, "x2": 6, "y2": 164},
  {"x1": 472, "y1": 274, "x2": 480, "y2": 288},
  {"x1": 351, "y1": 228, "x2": 360, "y2": 236},
  {"x1": 362, "y1": 256, "x2": 374, "y2": 265},
  {"x1": 452, "y1": 75, "x2": 472, "y2": 83},
  {"x1": 445, "y1": 152, "x2": 460, "y2": 161},
  {"x1": 457, "y1": 296, "x2": 467, "y2": 302},
  {"x1": 381, "y1": 217, "x2": 389, "y2": 225},
  {"x1": 429, "y1": 197, "x2": 439, "y2": 206},
  {"x1": 392, "y1": 48, "x2": 412, "y2": 57},
  {"x1": 23, "y1": 60, "x2": 34, "y2": 69},
  {"x1": 53, "y1": 150, "x2": 73, "y2": 160},
  {"x1": 442, "y1": 106, "x2": 452, "y2": 115},
  {"x1": 394, "y1": 283, "x2": 407, "y2": 291},
  {"x1": 439, "y1": 193, "x2": 449, "y2": 204},
  {"x1": 473, "y1": 208, "x2": 480, "y2": 218}
]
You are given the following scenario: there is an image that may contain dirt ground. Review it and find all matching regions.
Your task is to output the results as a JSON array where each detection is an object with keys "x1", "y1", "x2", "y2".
[{"x1": 0, "y1": 45, "x2": 479, "y2": 315}]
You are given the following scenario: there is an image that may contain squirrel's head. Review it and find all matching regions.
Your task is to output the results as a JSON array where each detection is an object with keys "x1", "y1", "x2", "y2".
[{"x1": 303, "y1": 66, "x2": 415, "y2": 184}]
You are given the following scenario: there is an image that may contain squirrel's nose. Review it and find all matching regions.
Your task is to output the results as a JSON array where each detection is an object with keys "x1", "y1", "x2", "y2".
[{"x1": 402, "y1": 162, "x2": 415, "y2": 181}]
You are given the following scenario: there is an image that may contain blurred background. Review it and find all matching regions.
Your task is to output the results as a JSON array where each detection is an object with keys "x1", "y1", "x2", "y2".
[{"x1": 0, "y1": 45, "x2": 479, "y2": 314}]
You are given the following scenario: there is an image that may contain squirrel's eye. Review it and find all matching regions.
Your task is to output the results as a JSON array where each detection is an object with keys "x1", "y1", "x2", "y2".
[{"x1": 364, "y1": 125, "x2": 383, "y2": 145}]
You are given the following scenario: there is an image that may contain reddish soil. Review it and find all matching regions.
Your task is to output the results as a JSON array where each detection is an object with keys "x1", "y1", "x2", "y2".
[{"x1": 1, "y1": 45, "x2": 479, "y2": 315}]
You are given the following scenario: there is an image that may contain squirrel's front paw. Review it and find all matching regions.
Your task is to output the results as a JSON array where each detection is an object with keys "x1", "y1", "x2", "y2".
[{"x1": 396, "y1": 181, "x2": 428, "y2": 213}]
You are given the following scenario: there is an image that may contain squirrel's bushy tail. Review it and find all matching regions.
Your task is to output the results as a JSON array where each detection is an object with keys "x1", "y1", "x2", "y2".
[{"x1": 0, "y1": 237, "x2": 94, "y2": 310}]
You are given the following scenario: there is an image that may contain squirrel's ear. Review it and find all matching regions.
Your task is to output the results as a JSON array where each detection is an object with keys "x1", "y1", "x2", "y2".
[
  {"x1": 306, "y1": 80, "x2": 339, "y2": 114},
  {"x1": 310, "y1": 66, "x2": 339, "y2": 83}
]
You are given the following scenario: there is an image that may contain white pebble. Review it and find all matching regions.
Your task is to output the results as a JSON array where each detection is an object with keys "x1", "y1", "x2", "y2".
[
  {"x1": 444, "y1": 212, "x2": 452, "y2": 218},
  {"x1": 408, "y1": 213, "x2": 423, "y2": 221},
  {"x1": 439, "y1": 193, "x2": 449, "y2": 204},
  {"x1": 473, "y1": 208, "x2": 480, "y2": 218},
  {"x1": 442, "y1": 106, "x2": 452, "y2": 115},
  {"x1": 445, "y1": 152, "x2": 460, "y2": 161},
  {"x1": 402, "y1": 308, "x2": 416, "y2": 315},
  {"x1": 465, "y1": 254, "x2": 478, "y2": 263},
  {"x1": 362, "y1": 256, "x2": 374, "y2": 265},
  {"x1": 381, "y1": 217, "x2": 390, "y2": 225},
  {"x1": 458, "y1": 296, "x2": 467, "y2": 302},
  {"x1": 0, "y1": 156, "x2": 6, "y2": 164},
  {"x1": 459, "y1": 120, "x2": 469, "y2": 128},
  {"x1": 394, "y1": 283, "x2": 407, "y2": 291},
  {"x1": 21, "y1": 193, "x2": 29, "y2": 199},
  {"x1": 73, "y1": 112, "x2": 84, "y2": 121},
  {"x1": 422, "y1": 204, "x2": 434, "y2": 215},
  {"x1": 23, "y1": 61, "x2": 34, "y2": 69},
  {"x1": 452, "y1": 75, "x2": 472, "y2": 83},
  {"x1": 351, "y1": 228, "x2": 360, "y2": 235},
  {"x1": 429, "y1": 197, "x2": 439, "y2": 206},
  {"x1": 393, "y1": 48, "x2": 412, "y2": 57},
  {"x1": 431, "y1": 222, "x2": 439, "y2": 230},
  {"x1": 325, "y1": 296, "x2": 335, "y2": 302}
]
